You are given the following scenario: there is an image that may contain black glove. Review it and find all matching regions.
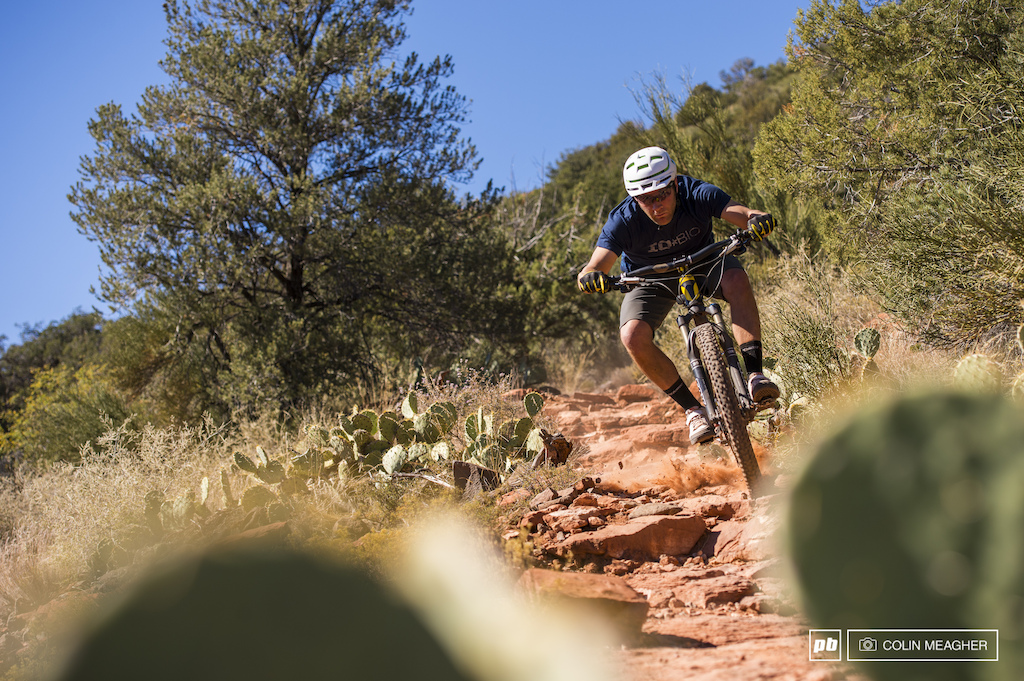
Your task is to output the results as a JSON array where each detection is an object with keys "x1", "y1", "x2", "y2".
[
  {"x1": 578, "y1": 270, "x2": 611, "y2": 294},
  {"x1": 747, "y1": 213, "x2": 776, "y2": 241}
]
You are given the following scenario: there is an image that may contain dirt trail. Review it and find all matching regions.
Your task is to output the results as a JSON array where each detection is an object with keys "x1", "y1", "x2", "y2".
[{"x1": 519, "y1": 384, "x2": 864, "y2": 681}]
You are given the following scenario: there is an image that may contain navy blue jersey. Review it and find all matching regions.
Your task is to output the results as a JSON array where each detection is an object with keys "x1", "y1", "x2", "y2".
[{"x1": 596, "y1": 175, "x2": 731, "y2": 273}]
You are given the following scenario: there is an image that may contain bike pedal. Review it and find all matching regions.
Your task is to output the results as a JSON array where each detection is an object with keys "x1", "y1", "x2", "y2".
[{"x1": 754, "y1": 398, "x2": 780, "y2": 412}]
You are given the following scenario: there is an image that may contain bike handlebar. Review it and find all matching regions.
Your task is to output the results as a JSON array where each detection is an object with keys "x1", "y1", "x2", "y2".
[{"x1": 607, "y1": 229, "x2": 754, "y2": 291}]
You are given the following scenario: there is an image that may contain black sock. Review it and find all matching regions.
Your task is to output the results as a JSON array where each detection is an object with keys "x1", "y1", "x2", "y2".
[
  {"x1": 740, "y1": 341, "x2": 764, "y2": 375},
  {"x1": 665, "y1": 378, "x2": 701, "y2": 411}
]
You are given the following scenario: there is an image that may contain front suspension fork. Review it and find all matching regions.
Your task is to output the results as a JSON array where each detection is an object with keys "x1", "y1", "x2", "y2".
[
  {"x1": 676, "y1": 304, "x2": 755, "y2": 421},
  {"x1": 676, "y1": 311, "x2": 717, "y2": 421},
  {"x1": 706, "y1": 303, "x2": 754, "y2": 415}
]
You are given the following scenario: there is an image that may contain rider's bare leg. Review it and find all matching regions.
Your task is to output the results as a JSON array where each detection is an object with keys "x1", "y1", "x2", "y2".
[
  {"x1": 620, "y1": 319, "x2": 680, "y2": 390},
  {"x1": 621, "y1": 318, "x2": 711, "y2": 443}
]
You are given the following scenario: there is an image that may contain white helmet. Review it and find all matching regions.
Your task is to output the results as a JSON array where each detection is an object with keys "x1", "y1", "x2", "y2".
[{"x1": 622, "y1": 146, "x2": 677, "y2": 197}]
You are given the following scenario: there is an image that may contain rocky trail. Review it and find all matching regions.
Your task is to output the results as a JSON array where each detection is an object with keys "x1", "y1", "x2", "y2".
[{"x1": 507, "y1": 384, "x2": 864, "y2": 681}]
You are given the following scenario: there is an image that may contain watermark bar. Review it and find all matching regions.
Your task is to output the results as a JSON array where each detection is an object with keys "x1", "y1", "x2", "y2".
[{"x1": 847, "y1": 629, "x2": 998, "y2": 662}]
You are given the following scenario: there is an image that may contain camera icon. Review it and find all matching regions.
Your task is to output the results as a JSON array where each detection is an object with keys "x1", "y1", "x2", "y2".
[{"x1": 859, "y1": 637, "x2": 877, "y2": 652}]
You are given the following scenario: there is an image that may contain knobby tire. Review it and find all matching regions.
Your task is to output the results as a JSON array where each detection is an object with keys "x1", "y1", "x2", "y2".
[{"x1": 693, "y1": 325, "x2": 762, "y2": 496}]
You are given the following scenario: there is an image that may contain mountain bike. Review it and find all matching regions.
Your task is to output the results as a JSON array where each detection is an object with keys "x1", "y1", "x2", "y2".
[{"x1": 608, "y1": 229, "x2": 771, "y2": 497}]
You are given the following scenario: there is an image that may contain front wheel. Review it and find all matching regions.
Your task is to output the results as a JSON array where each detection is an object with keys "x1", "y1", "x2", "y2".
[{"x1": 693, "y1": 324, "x2": 763, "y2": 496}]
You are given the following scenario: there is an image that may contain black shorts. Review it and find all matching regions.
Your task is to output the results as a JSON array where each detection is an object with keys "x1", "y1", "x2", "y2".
[{"x1": 619, "y1": 254, "x2": 744, "y2": 331}]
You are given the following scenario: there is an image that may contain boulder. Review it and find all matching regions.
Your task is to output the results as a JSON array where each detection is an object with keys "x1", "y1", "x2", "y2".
[
  {"x1": 674, "y1": 574, "x2": 759, "y2": 608},
  {"x1": 627, "y1": 503, "x2": 681, "y2": 520},
  {"x1": 702, "y1": 511, "x2": 780, "y2": 563},
  {"x1": 542, "y1": 507, "x2": 609, "y2": 534},
  {"x1": 518, "y1": 568, "x2": 649, "y2": 637},
  {"x1": 552, "y1": 514, "x2": 707, "y2": 561}
]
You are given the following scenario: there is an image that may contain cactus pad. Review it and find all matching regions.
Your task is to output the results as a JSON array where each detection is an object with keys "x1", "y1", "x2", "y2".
[
  {"x1": 789, "y1": 393, "x2": 1024, "y2": 680},
  {"x1": 854, "y1": 328, "x2": 881, "y2": 359},
  {"x1": 524, "y1": 392, "x2": 544, "y2": 418},
  {"x1": 382, "y1": 446, "x2": 408, "y2": 475},
  {"x1": 401, "y1": 392, "x2": 419, "y2": 419},
  {"x1": 55, "y1": 549, "x2": 474, "y2": 681},
  {"x1": 240, "y1": 485, "x2": 278, "y2": 512},
  {"x1": 952, "y1": 353, "x2": 1003, "y2": 393},
  {"x1": 234, "y1": 453, "x2": 258, "y2": 474}
]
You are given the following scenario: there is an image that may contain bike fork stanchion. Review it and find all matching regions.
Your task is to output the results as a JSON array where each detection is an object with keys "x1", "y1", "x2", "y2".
[{"x1": 677, "y1": 313, "x2": 717, "y2": 420}]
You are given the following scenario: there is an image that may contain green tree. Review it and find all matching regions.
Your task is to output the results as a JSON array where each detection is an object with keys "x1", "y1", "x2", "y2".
[
  {"x1": 0, "y1": 311, "x2": 104, "y2": 433},
  {"x1": 70, "y1": 0, "x2": 512, "y2": 411},
  {"x1": 754, "y1": 0, "x2": 1024, "y2": 345},
  {"x1": 0, "y1": 364, "x2": 133, "y2": 465},
  {"x1": 630, "y1": 59, "x2": 815, "y2": 252}
]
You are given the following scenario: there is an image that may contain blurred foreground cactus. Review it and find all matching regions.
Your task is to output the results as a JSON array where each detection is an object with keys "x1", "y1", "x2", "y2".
[
  {"x1": 58, "y1": 548, "x2": 476, "y2": 681},
  {"x1": 788, "y1": 393, "x2": 1024, "y2": 681}
]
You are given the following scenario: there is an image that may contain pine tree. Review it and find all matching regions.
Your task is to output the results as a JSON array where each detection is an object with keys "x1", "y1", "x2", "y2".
[{"x1": 70, "y1": 0, "x2": 518, "y2": 409}]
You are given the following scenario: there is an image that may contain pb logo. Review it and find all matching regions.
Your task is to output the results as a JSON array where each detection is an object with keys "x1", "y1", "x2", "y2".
[
  {"x1": 809, "y1": 630, "x2": 842, "y2": 661},
  {"x1": 814, "y1": 638, "x2": 838, "y2": 653}
]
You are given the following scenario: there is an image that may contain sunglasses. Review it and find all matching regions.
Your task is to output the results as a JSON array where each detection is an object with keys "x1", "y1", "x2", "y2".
[{"x1": 635, "y1": 183, "x2": 675, "y2": 206}]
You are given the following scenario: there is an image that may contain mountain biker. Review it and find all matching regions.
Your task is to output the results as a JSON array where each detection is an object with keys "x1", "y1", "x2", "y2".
[{"x1": 577, "y1": 146, "x2": 779, "y2": 445}]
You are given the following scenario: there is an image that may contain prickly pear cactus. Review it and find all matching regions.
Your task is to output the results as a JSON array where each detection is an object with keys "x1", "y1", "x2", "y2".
[
  {"x1": 789, "y1": 393, "x2": 1024, "y2": 681},
  {"x1": 525, "y1": 392, "x2": 544, "y2": 418},
  {"x1": 854, "y1": 327, "x2": 881, "y2": 359},
  {"x1": 401, "y1": 392, "x2": 419, "y2": 419},
  {"x1": 55, "y1": 549, "x2": 475, "y2": 681},
  {"x1": 952, "y1": 353, "x2": 1004, "y2": 393}
]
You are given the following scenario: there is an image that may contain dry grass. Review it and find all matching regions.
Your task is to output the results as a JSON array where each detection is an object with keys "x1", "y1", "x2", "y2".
[
  {"x1": 0, "y1": 370, "x2": 560, "y2": 680},
  {"x1": 0, "y1": 419, "x2": 227, "y2": 618}
]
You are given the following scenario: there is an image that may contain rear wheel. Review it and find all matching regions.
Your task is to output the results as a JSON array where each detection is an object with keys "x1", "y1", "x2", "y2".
[{"x1": 694, "y1": 324, "x2": 762, "y2": 496}]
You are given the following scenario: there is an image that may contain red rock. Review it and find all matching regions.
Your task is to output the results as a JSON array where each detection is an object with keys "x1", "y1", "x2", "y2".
[
  {"x1": 542, "y1": 506, "x2": 608, "y2": 533},
  {"x1": 620, "y1": 422, "x2": 691, "y2": 447},
  {"x1": 518, "y1": 568, "x2": 649, "y2": 636},
  {"x1": 571, "y1": 493, "x2": 599, "y2": 507},
  {"x1": 590, "y1": 415, "x2": 624, "y2": 430},
  {"x1": 674, "y1": 575, "x2": 758, "y2": 608},
  {"x1": 570, "y1": 392, "x2": 618, "y2": 405},
  {"x1": 520, "y1": 510, "x2": 546, "y2": 530},
  {"x1": 703, "y1": 512, "x2": 780, "y2": 563},
  {"x1": 679, "y1": 494, "x2": 751, "y2": 520},
  {"x1": 529, "y1": 488, "x2": 556, "y2": 510},
  {"x1": 573, "y1": 477, "x2": 598, "y2": 492},
  {"x1": 553, "y1": 514, "x2": 707, "y2": 561},
  {"x1": 616, "y1": 384, "x2": 658, "y2": 403},
  {"x1": 498, "y1": 488, "x2": 531, "y2": 507}
]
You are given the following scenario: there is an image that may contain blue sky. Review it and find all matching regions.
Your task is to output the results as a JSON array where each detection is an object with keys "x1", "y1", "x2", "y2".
[{"x1": 0, "y1": 0, "x2": 808, "y2": 345}]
